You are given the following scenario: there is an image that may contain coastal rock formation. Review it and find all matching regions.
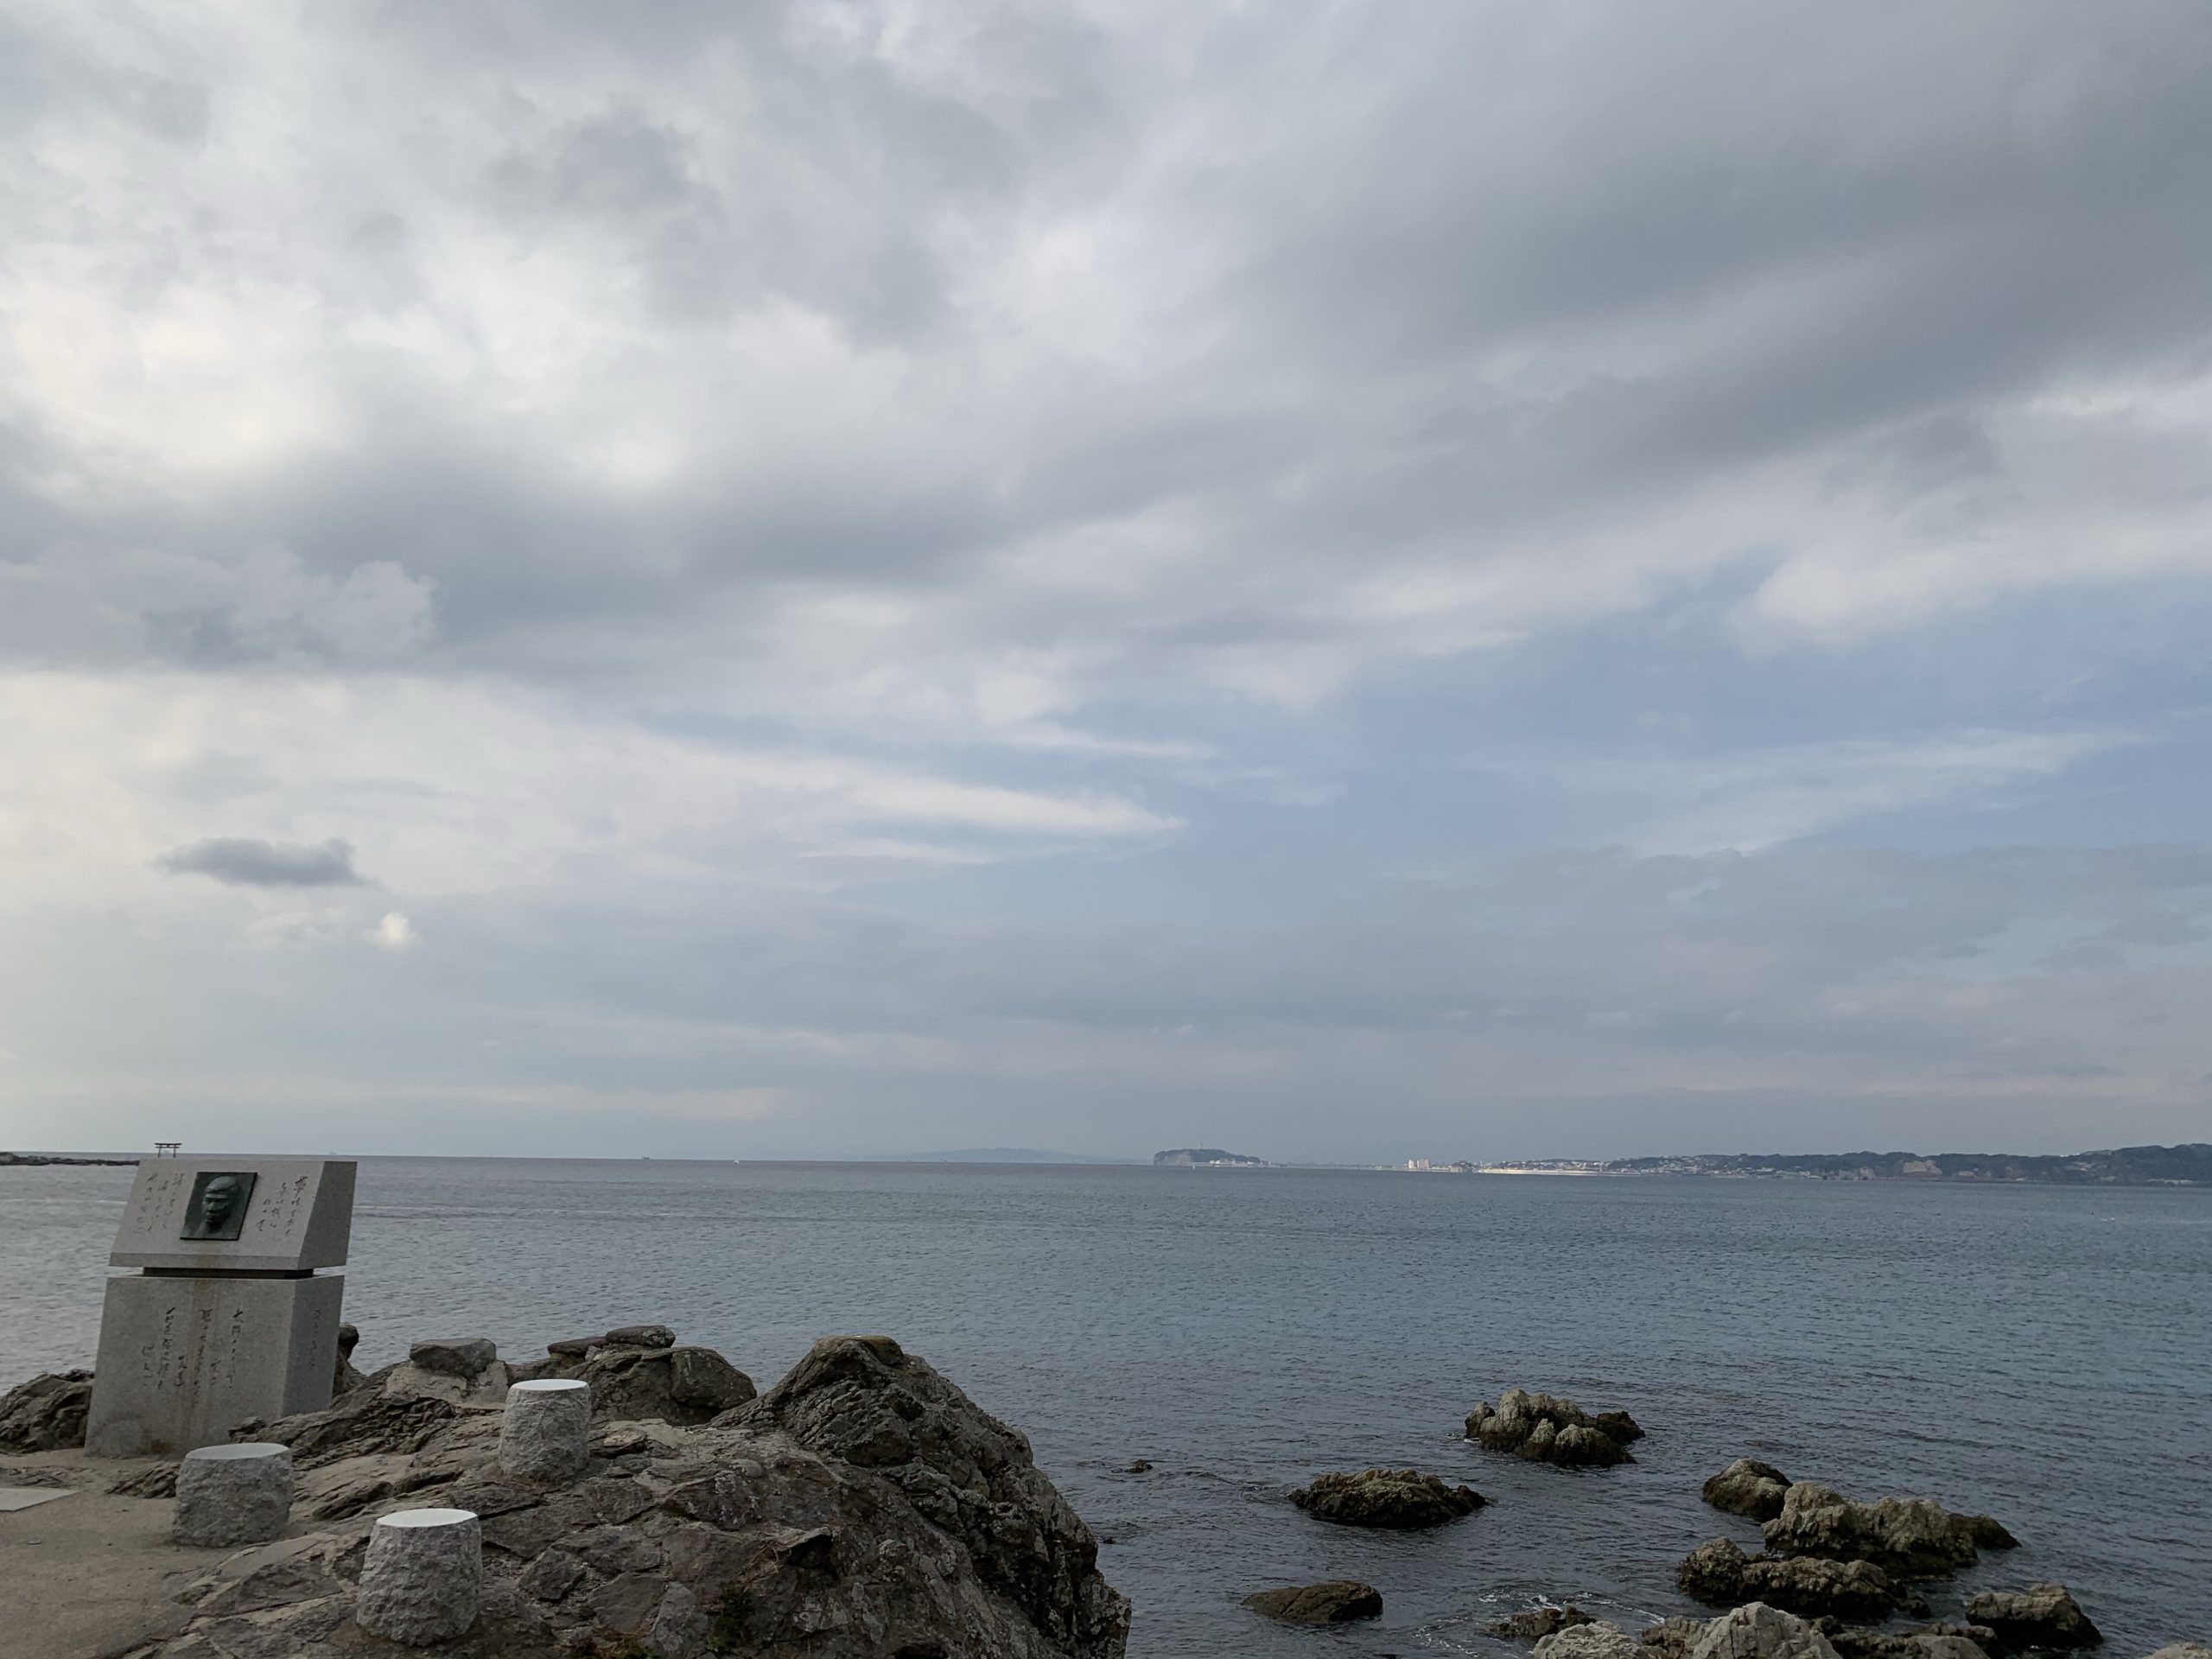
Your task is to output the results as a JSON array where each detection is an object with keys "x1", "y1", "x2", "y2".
[
  {"x1": 1465, "y1": 1388, "x2": 1643, "y2": 1466},
  {"x1": 1539, "y1": 1621, "x2": 1651, "y2": 1659},
  {"x1": 1691, "y1": 1602, "x2": 1842, "y2": 1659},
  {"x1": 0, "y1": 1369, "x2": 92, "y2": 1452},
  {"x1": 1494, "y1": 1605, "x2": 1596, "y2": 1641},
  {"x1": 1243, "y1": 1580, "x2": 1383, "y2": 1624},
  {"x1": 1642, "y1": 1618, "x2": 1718, "y2": 1657},
  {"x1": 1823, "y1": 1621, "x2": 1999, "y2": 1659},
  {"x1": 134, "y1": 1333, "x2": 1127, "y2": 1659},
  {"x1": 410, "y1": 1336, "x2": 500, "y2": 1378},
  {"x1": 515, "y1": 1330, "x2": 756, "y2": 1426},
  {"x1": 727, "y1": 1334, "x2": 1128, "y2": 1656},
  {"x1": 1679, "y1": 1538, "x2": 1919, "y2": 1621},
  {"x1": 1764, "y1": 1484, "x2": 2018, "y2": 1579},
  {"x1": 2143, "y1": 1647, "x2": 2212, "y2": 1659},
  {"x1": 1963, "y1": 1586, "x2": 2102, "y2": 1652},
  {"x1": 1705, "y1": 1458, "x2": 1794, "y2": 1521},
  {"x1": 1288, "y1": 1466, "x2": 1486, "y2": 1528},
  {"x1": 333, "y1": 1324, "x2": 366, "y2": 1396}
]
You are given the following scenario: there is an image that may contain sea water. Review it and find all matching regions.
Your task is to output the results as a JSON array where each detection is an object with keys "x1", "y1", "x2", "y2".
[{"x1": 3, "y1": 1159, "x2": 2206, "y2": 1656}]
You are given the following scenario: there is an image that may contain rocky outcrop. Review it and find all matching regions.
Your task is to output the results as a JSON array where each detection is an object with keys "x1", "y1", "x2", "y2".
[
  {"x1": 1679, "y1": 1538, "x2": 1920, "y2": 1621},
  {"x1": 1763, "y1": 1484, "x2": 2015, "y2": 1580},
  {"x1": 333, "y1": 1324, "x2": 366, "y2": 1396},
  {"x1": 516, "y1": 1328, "x2": 756, "y2": 1426},
  {"x1": 1243, "y1": 1580, "x2": 1382, "y2": 1624},
  {"x1": 0, "y1": 1368, "x2": 92, "y2": 1451},
  {"x1": 728, "y1": 1335, "x2": 1128, "y2": 1658},
  {"x1": 1540, "y1": 1621, "x2": 1652, "y2": 1659},
  {"x1": 1691, "y1": 1602, "x2": 1842, "y2": 1659},
  {"x1": 1288, "y1": 1466, "x2": 1486, "y2": 1528},
  {"x1": 1495, "y1": 1606, "x2": 1597, "y2": 1641},
  {"x1": 1964, "y1": 1586, "x2": 2102, "y2": 1652},
  {"x1": 2142, "y1": 1647, "x2": 2212, "y2": 1659},
  {"x1": 410, "y1": 1337, "x2": 499, "y2": 1378},
  {"x1": 1465, "y1": 1388, "x2": 1643, "y2": 1466},
  {"x1": 1643, "y1": 1618, "x2": 1717, "y2": 1657},
  {"x1": 1706, "y1": 1458, "x2": 1794, "y2": 1521},
  {"x1": 1823, "y1": 1621, "x2": 1997, "y2": 1659},
  {"x1": 139, "y1": 1333, "x2": 1126, "y2": 1659}
]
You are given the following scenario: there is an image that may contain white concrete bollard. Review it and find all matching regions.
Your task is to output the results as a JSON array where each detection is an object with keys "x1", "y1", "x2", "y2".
[
  {"x1": 356, "y1": 1507, "x2": 481, "y2": 1645},
  {"x1": 499, "y1": 1378, "x2": 591, "y2": 1481},
  {"x1": 173, "y1": 1441, "x2": 294, "y2": 1548}
]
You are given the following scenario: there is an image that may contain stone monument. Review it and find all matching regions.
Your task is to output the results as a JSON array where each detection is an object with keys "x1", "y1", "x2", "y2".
[{"x1": 84, "y1": 1157, "x2": 356, "y2": 1457}]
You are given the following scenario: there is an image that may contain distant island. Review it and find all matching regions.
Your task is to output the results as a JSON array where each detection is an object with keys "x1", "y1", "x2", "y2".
[
  {"x1": 1154, "y1": 1147, "x2": 1268, "y2": 1166},
  {"x1": 1454, "y1": 1142, "x2": 2211, "y2": 1186},
  {"x1": 0, "y1": 1151, "x2": 139, "y2": 1167}
]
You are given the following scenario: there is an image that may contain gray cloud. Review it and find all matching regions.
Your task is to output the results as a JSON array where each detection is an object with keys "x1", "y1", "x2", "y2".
[{"x1": 155, "y1": 837, "x2": 367, "y2": 888}]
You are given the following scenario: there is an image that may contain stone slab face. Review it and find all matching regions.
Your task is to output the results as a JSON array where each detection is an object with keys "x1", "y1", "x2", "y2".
[
  {"x1": 109, "y1": 1159, "x2": 356, "y2": 1273},
  {"x1": 85, "y1": 1273, "x2": 345, "y2": 1456}
]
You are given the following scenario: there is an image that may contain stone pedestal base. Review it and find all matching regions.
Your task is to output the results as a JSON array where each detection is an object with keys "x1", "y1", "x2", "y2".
[
  {"x1": 86, "y1": 1273, "x2": 344, "y2": 1457},
  {"x1": 358, "y1": 1507, "x2": 482, "y2": 1644},
  {"x1": 174, "y1": 1441, "x2": 295, "y2": 1546}
]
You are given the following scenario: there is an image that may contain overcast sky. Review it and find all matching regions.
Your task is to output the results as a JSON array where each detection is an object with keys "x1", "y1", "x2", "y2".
[{"x1": 5, "y1": 2, "x2": 2211, "y2": 1161}]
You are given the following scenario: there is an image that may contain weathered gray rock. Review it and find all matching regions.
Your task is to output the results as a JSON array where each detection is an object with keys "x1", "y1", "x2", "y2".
[
  {"x1": 1679, "y1": 1538, "x2": 1915, "y2": 1621},
  {"x1": 410, "y1": 1337, "x2": 499, "y2": 1379},
  {"x1": 1643, "y1": 1618, "x2": 1719, "y2": 1657},
  {"x1": 332, "y1": 1324, "x2": 365, "y2": 1396},
  {"x1": 1690, "y1": 1602, "x2": 1842, "y2": 1659},
  {"x1": 1964, "y1": 1585, "x2": 2102, "y2": 1652},
  {"x1": 1825, "y1": 1621, "x2": 1997, "y2": 1659},
  {"x1": 172, "y1": 1442, "x2": 294, "y2": 1548},
  {"x1": 1289, "y1": 1465, "x2": 1486, "y2": 1528},
  {"x1": 1764, "y1": 1483, "x2": 2014, "y2": 1580},
  {"x1": 499, "y1": 1379, "x2": 591, "y2": 1482},
  {"x1": 0, "y1": 1368, "x2": 93, "y2": 1451},
  {"x1": 242, "y1": 1363, "x2": 461, "y2": 1465},
  {"x1": 1495, "y1": 1606, "x2": 1597, "y2": 1641},
  {"x1": 1539, "y1": 1620, "x2": 1651, "y2": 1659},
  {"x1": 2142, "y1": 1646, "x2": 2212, "y2": 1659},
  {"x1": 142, "y1": 1331, "x2": 1129, "y2": 1659},
  {"x1": 529, "y1": 1340, "x2": 756, "y2": 1426},
  {"x1": 604, "y1": 1323, "x2": 677, "y2": 1350},
  {"x1": 1465, "y1": 1387, "x2": 1642, "y2": 1465},
  {"x1": 1243, "y1": 1580, "x2": 1382, "y2": 1624},
  {"x1": 1706, "y1": 1458, "x2": 1794, "y2": 1521},
  {"x1": 356, "y1": 1505, "x2": 483, "y2": 1644},
  {"x1": 730, "y1": 1333, "x2": 1129, "y2": 1657}
]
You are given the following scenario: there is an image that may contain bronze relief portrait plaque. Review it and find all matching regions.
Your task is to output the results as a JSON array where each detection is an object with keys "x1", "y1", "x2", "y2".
[{"x1": 179, "y1": 1170, "x2": 257, "y2": 1241}]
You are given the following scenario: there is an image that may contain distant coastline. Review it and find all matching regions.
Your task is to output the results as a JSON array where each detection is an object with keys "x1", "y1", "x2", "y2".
[
  {"x1": 1411, "y1": 1142, "x2": 2212, "y2": 1186},
  {"x1": 0, "y1": 1152, "x2": 139, "y2": 1167}
]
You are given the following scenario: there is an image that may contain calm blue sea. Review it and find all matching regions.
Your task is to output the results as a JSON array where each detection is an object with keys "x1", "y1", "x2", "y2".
[{"x1": 3, "y1": 1160, "x2": 2207, "y2": 1657}]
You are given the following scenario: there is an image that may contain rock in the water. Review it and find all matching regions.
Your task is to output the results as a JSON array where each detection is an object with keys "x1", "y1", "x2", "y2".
[
  {"x1": 1964, "y1": 1586, "x2": 2102, "y2": 1652},
  {"x1": 1706, "y1": 1458, "x2": 1795, "y2": 1521},
  {"x1": 530, "y1": 1340, "x2": 756, "y2": 1426},
  {"x1": 410, "y1": 1336, "x2": 499, "y2": 1378},
  {"x1": 730, "y1": 1333, "x2": 1130, "y2": 1657},
  {"x1": 1243, "y1": 1580, "x2": 1382, "y2": 1624},
  {"x1": 2142, "y1": 1647, "x2": 2212, "y2": 1659},
  {"x1": 0, "y1": 1368, "x2": 93, "y2": 1451},
  {"x1": 149, "y1": 1332, "x2": 1129, "y2": 1659},
  {"x1": 1690, "y1": 1602, "x2": 1842, "y2": 1659},
  {"x1": 1124, "y1": 1459, "x2": 1153, "y2": 1473},
  {"x1": 333, "y1": 1323, "x2": 366, "y2": 1396},
  {"x1": 1288, "y1": 1466, "x2": 1487, "y2": 1528},
  {"x1": 1465, "y1": 1387, "x2": 1641, "y2": 1465},
  {"x1": 603, "y1": 1323, "x2": 677, "y2": 1350},
  {"x1": 1494, "y1": 1605, "x2": 1597, "y2": 1641},
  {"x1": 1764, "y1": 1484, "x2": 2006, "y2": 1580},
  {"x1": 1539, "y1": 1620, "x2": 1651, "y2": 1659},
  {"x1": 1825, "y1": 1621, "x2": 1996, "y2": 1659},
  {"x1": 1678, "y1": 1538, "x2": 1913, "y2": 1621}
]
